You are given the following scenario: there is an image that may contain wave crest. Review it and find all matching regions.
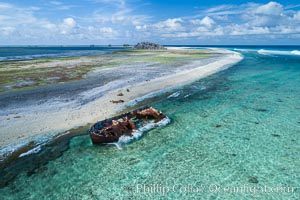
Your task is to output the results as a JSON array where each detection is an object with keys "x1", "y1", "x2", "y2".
[
  {"x1": 258, "y1": 49, "x2": 300, "y2": 56},
  {"x1": 113, "y1": 117, "x2": 171, "y2": 149}
]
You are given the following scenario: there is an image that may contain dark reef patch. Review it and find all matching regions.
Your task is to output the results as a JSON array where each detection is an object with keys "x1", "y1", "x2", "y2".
[
  {"x1": 254, "y1": 108, "x2": 268, "y2": 112},
  {"x1": 271, "y1": 134, "x2": 281, "y2": 137},
  {"x1": 248, "y1": 177, "x2": 259, "y2": 184},
  {"x1": 0, "y1": 126, "x2": 88, "y2": 188}
]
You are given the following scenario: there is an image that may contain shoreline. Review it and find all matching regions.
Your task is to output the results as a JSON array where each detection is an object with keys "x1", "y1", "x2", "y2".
[
  {"x1": 121, "y1": 49, "x2": 242, "y2": 108},
  {"x1": 0, "y1": 49, "x2": 243, "y2": 157}
]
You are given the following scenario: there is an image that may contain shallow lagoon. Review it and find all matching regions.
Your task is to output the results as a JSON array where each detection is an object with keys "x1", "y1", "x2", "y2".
[{"x1": 0, "y1": 49, "x2": 299, "y2": 199}]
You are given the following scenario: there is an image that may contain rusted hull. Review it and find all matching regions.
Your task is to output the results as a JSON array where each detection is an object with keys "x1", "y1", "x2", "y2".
[
  {"x1": 90, "y1": 133, "x2": 119, "y2": 144},
  {"x1": 89, "y1": 106, "x2": 166, "y2": 144}
]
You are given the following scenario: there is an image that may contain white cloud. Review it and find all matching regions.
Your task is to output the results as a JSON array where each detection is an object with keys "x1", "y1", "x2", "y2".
[
  {"x1": 60, "y1": 18, "x2": 77, "y2": 34},
  {"x1": 191, "y1": 16, "x2": 215, "y2": 27},
  {"x1": 229, "y1": 25, "x2": 270, "y2": 35},
  {"x1": 99, "y1": 27, "x2": 115, "y2": 34},
  {"x1": 0, "y1": 2, "x2": 12, "y2": 9},
  {"x1": 42, "y1": 23, "x2": 57, "y2": 31},
  {"x1": 243, "y1": 2, "x2": 286, "y2": 27},
  {"x1": 0, "y1": 26, "x2": 15, "y2": 36},
  {"x1": 50, "y1": 1, "x2": 63, "y2": 5},
  {"x1": 250, "y1": 15, "x2": 281, "y2": 27},
  {"x1": 49, "y1": 1, "x2": 74, "y2": 10},
  {"x1": 81, "y1": 26, "x2": 119, "y2": 40},
  {"x1": 89, "y1": 7, "x2": 150, "y2": 27},
  {"x1": 255, "y1": 1, "x2": 283, "y2": 16},
  {"x1": 135, "y1": 25, "x2": 145, "y2": 30},
  {"x1": 146, "y1": 1, "x2": 300, "y2": 41},
  {"x1": 92, "y1": 0, "x2": 126, "y2": 9},
  {"x1": 293, "y1": 11, "x2": 300, "y2": 20},
  {"x1": 57, "y1": 5, "x2": 74, "y2": 10},
  {"x1": 205, "y1": 5, "x2": 234, "y2": 14},
  {"x1": 0, "y1": 1, "x2": 300, "y2": 44},
  {"x1": 0, "y1": 4, "x2": 39, "y2": 26},
  {"x1": 0, "y1": 14, "x2": 9, "y2": 22},
  {"x1": 132, "y1": 1, "x2": 300, "y2": 43},
  {"x1": 153, "y1": 18, "x2": 184, "y2": 31}
]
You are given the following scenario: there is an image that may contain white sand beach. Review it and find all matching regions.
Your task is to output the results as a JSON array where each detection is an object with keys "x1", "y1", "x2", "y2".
[{"x1": 0, "y1": 49, "x2": 242, "y2": 149}]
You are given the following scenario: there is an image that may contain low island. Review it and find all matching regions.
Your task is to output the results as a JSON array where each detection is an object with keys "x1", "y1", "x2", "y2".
[{"x1": 0, "y1": 43, "x2": 242, "y2": 159}]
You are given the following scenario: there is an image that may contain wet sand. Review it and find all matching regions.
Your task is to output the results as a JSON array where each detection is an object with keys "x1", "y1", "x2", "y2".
[{"x1": 0, "y1": 49, "x2": 242, "y2": 153}]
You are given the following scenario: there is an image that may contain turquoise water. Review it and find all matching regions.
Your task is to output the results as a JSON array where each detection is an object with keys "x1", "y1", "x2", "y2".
[{"x1": 0, "y1": 48, "x2": 299, "y2": 199}]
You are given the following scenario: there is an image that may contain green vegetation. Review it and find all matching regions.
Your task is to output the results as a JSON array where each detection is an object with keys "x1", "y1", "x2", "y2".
[{"x1": 0, "y1": 49, "x2": 212, "y2": 93}]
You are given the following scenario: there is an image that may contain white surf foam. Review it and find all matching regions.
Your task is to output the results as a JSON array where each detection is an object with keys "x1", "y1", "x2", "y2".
[
  {"x1": 258, "y1": 49, "x2": 300, "y2": 56},
  {"x1": 0, "y1": 134, "x2": 52, "y2": 161},
  {"x1": 167, "y1": 91, "x2": 181, "y2": 98},
  {"x1": 113, "y1": 117, "x2": 171, "y2": 149},
  {"x1": 233, "y1": 48, "x2": 256, "y2": 52},
  {"x1": 291, "y1": 50, "x2": 300, "y2": 55},
  {"x1": 118, "y1": 130, "x2": 144, "y2": 144},
  {"x1": 118, "y1": 88, "x2": 173, "y2": 110},
  {"x1": 19, "y1": 145, "x2": 42, "y2": 157},
  {"x1": 166, "y1": 47, "x2": 192, "y2": 50},
  {"x1": 155, "y1": 117, "x2": 171, "y2": 127}
]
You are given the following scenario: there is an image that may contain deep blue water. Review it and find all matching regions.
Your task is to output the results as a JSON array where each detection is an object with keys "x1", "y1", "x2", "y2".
[
  {"x1": 1, "y1": 45, "x2": 300, "y2": 61},
  {"x1": 0, "y1": 45, "x2": 300, "y2": 61},
  {"x1": 0, "y1": 46, "x2": 129, "y2": 61}
]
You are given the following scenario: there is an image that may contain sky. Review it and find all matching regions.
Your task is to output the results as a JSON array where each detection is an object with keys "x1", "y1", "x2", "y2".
[{"x1": 0, "y1": 0, "x2": 300, "y2": 45}]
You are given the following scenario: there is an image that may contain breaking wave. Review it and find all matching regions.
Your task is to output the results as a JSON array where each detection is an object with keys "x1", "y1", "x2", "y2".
[
  {"x1": 257, "y1": 49, "x2": 300, "y2": 56},
  {"x1": 19, "y1": 146, "x2": 42, "y2": 158},
  {"x1": 113, "y1": 117, "x2": 171, "y2": 149},
  {"x1": 233, "y1": 48, "x2": 257, "y2": 52},
  {"x1": 291, "y1": 50, "x2": 300, "y2": 55},
  {"x1": 167, "y1": 91, "x2": 181, "y2": 98}
]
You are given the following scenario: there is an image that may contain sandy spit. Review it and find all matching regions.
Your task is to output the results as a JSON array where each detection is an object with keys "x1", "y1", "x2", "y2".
[{"x1": 0, "y1": 49, "x2": 242, "y2": 152}]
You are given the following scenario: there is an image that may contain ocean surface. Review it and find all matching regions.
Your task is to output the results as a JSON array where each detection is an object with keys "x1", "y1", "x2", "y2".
[
  {"x1": 0, "y1": 46, "x2": 128, "y2": 61},
  {"x1": 0, "y1": 46, "x2": 299, "y2": 199}
]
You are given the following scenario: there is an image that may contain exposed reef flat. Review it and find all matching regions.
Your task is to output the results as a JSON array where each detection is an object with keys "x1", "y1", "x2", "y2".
[{"x1": 0, "y1": 48, "x2": 242, "y2": 155}]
